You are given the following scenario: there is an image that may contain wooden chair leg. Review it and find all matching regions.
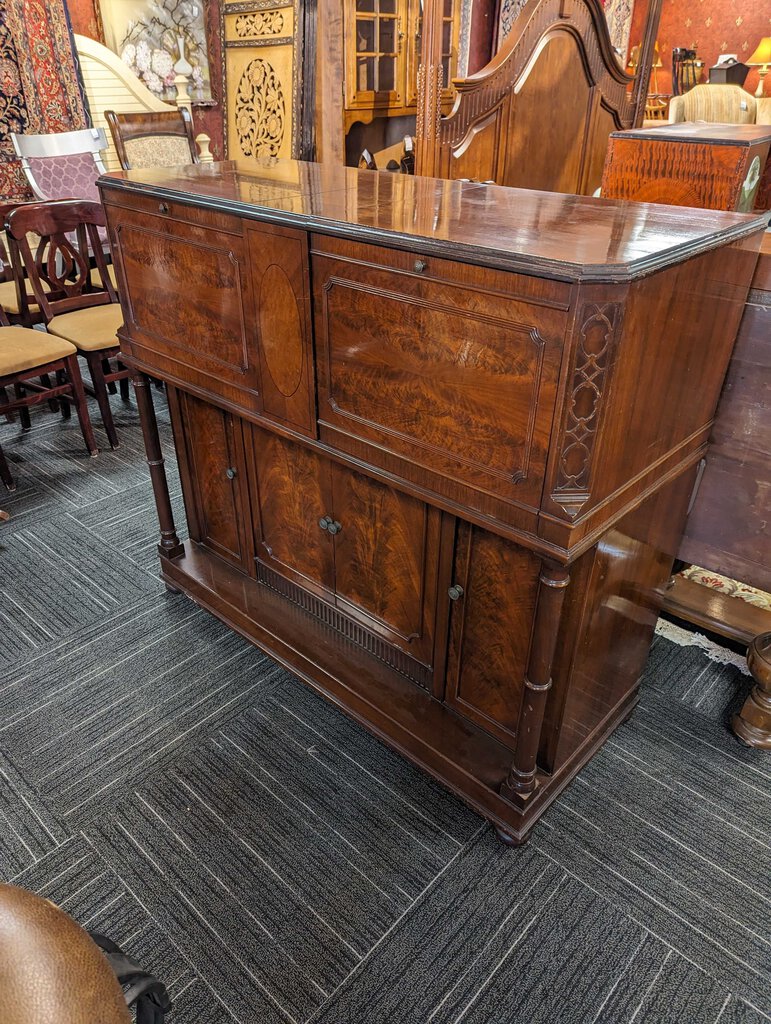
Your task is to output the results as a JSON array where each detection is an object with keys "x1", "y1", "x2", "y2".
[
  {"x1": 39, "y1": 373, "x2": 60, "y2": 413},
  {"x1": 55, "y1": 369, "x2": 72, "y2": 419},
  {"x1": 14, "y1": 384, "x2": 31, "y2": 429},
  {"x1": 0, "y1": 442, "x2": 15, "y2": 491},
  {"x1": 103, "y1": 357, "x2": 117, "y2": 395},
  {"x1": 119, "y1": 371, "x2": 130, "y2": 403},
  {"x1": 65, "y1": 355, "x2": 99, "y2": 457},
  {"x1": 0, "y1": 387, "x2": 13, "y2": 423},
  {"x1": 85, "y1": 352, "x2": 120, "y2": 450}
]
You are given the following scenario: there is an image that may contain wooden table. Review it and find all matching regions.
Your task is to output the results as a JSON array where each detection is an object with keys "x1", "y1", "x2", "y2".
[{"x1": 99, "y1": 161, "x2": 765, "y2": 843}]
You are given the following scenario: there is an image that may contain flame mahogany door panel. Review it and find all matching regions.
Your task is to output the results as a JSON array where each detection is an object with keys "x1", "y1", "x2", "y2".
[
  {"x1": 445, "y1": 523, "x2": 542, "y2": 747},
  {"x1": 169, "y1": 388, "x2": 254, "y2": 573},
  {"x1": 330, "y1": 463, "x2": 441, "y2": 665},
  {"x1": 248, "y1": 426, "x2": 442, "y2": 671},
  {"x1": 249, "y1": 426, "x2": 336, "y2": 599},
  {"x1": 312, "y1": 243, "x2": 566, "y2": 515},
  {"x1": 110, "y1": 201, "x2": 263, "y2": 416}
]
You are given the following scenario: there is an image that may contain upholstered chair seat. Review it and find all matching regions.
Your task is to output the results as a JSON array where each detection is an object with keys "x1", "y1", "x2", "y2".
[
  {"x1": 47, "y1": 303, "x2": 124, "y2": 351},
  {"x1": 0, "y1": 326, "x2": 77, "y2": 374},
  {"x1": 0, "y1": 278, "x2": 48, "y2": 315}
]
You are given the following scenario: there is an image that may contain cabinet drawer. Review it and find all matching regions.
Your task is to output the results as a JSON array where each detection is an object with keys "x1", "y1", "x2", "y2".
[
  {"x1": 312, "y1": 244, "x2": 567, "y2": 514},
  {"x1": 109, "y1": 203, "x2": 262, "y2": 415}
]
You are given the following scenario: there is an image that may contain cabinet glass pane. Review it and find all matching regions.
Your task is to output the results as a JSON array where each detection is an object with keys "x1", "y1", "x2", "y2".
[
  {"x1": 357, "y1": 56, "x2": 375, "y2": 91},
  {"x1": 380, "y1": 0, "x2": 397, "y2": 11},
  {"x1": 356, "y1": 0, "x2": 375, "y2": 11},
  {"x1": 442, "y1": 20, "x2": 452, "y2": 56},
  {"x1": 379, "y1": 17, "x2": 397, "y2": 54},
  {"x1": 378, "y1": 56, "x2": 396, "y2": 91},
  {"x1": 356, "y1": 18, "x2": 376, "y2": 53}
]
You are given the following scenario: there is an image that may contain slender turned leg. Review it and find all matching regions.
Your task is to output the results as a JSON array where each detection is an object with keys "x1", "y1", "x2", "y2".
[
  {"x1": 65, "y1": 356, "x2": 98, "y2": 457},
  {"x1": 133, "y1": 373, "x2": 184, "y2": 560},
  {"x1": 56, "y1": 370, "x2": 72, "y2": 419},
  {"x1": 501, "y1": 561, "x2": 570, "y2": 801},
  {"x1": 732, "y1": 633, "x2": 771, "y2": 749},
  {"x1": 0, "y1": 442, "x2": 15, "y2": 490},
  {"x1": 86, "y1": 352, "x2": 119, "y2": 450}
]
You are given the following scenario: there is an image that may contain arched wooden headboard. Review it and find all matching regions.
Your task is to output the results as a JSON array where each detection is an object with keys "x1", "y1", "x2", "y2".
[{"x1": 416, "y1": 0, "x2": 656, "y2": 196}]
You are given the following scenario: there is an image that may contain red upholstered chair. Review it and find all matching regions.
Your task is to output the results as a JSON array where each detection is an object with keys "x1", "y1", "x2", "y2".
[{"x1": 5, "y1": 200, "x2": 128, "y2": 450}]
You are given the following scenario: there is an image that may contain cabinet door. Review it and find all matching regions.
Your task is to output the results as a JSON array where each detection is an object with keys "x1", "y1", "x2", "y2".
[
  {"x1": 444, "y1": 523, "x2": 542, "y2": 747},
  {"x1": 172, "y1": 390, "x2": 253, "y2": 573},
  {"x1": 330, "y1": 463, "x2": 441, "y2": 664},
  {"x1": 249, "y1": 427, "x2": 335, "y2": 598}
]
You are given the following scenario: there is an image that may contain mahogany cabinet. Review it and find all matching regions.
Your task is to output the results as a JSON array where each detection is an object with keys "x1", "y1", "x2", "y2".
[{"x1": 100, "y1": 160, "x2": 765, "y2": 844}]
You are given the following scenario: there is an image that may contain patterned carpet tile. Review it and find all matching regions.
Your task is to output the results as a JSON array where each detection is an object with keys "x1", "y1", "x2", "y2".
[
  {"x1": 0, "y1": 512, "x2": 157, "y2": 671},
  {"x1": 642, "y1": 636, "x2": 749, "y2": 724},
  {"x1": 10, "y1": 834, "x2": 221, "y2": 1024},
  {"x1": 0, "y1": 749, "x2": 67, "y2": 879},
  {"x1": 0, "y1": 593, "x2": 284, "y2": 824},
  {"x1": 533, "y1": 696, "x2": 771, "y2": 1013},
  {"x1": 310, "y1": 833, "x2": 731, "y2": 1024}
]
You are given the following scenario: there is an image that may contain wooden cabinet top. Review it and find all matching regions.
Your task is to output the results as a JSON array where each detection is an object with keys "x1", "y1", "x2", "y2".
[
  {"x1": 609, "y1": 122, "x2": 771, "y2": 146},
  {"x1": 98, "y1": 158, "x2": 766, "y2": 284}
]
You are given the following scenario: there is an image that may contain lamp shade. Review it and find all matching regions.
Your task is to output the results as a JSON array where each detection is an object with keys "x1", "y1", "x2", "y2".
[{"x1": 748, "y1": 37, "x2": 771, "y2": 66}]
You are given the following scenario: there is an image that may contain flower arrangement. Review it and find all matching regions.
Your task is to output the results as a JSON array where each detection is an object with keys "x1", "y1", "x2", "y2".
[{"x1": 118, "y1": 0, "x2": 209, "y2": 98}]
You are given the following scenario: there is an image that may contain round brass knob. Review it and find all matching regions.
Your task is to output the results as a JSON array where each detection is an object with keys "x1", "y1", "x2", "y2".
[
  {"x1": 225, "y1": 467, "x2": 237, "y2": 479},
  {"x1": 413, "y1": 259, "x2": 427, "y2": 273},
  {"x1": 159, "y1": 202, "x2": 170, "y2": 214},
  {"x1": 448, "y1": 584, "x2": 464, "y2": 601}
]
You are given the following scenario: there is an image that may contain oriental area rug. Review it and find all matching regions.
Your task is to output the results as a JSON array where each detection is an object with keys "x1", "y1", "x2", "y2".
[
  {"x1": 0, "y1": 0, "x2": 86, "y2": 200},
  {"x1": 0, "y1": 396, "x2": 768, "y2": 1024}
]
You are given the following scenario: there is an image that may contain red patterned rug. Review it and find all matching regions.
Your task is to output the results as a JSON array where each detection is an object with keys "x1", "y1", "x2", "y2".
[{"x1": 0, "y1": 0, "x2": 87, "y2": 200}]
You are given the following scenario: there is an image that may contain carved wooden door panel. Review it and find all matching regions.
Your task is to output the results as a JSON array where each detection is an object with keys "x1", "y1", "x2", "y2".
[
  {"x1": 221, "y1": 0, "x2": 301, "y2": 161},
  {"x1": 171, "y1": 389, "x2": 254, "y2": 573},
  {"x1": 249, "y1": 427, "x2": 335, "y2": 599},
  {"x1": 329, "y1": 463, "x2": 441, "y2": 664},
  {"x1": 444, "y1": 522, "x2": 542, "y2": 746}
]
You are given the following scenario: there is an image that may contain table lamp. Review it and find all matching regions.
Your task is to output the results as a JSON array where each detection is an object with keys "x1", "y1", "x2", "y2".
[{"x1": 748, "y1": 37, "x2": 771, "y2": 97}]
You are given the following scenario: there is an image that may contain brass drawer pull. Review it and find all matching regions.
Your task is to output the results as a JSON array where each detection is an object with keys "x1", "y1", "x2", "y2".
[
  {"x1": 225, "y1": 467, "x2": 237, "y2": 480},
  {"x1": 159, "y1": 202, "x2": 170, "y2": 214},
  {"x1": 413, "y1": 258, "x2": 427, "y2": 273},
  {"x1": 319, "y1": 515, "x2": 342, "y2": 535},
  {"x1": 448, "y1": 584, "x2": 464, "y2": 601}
]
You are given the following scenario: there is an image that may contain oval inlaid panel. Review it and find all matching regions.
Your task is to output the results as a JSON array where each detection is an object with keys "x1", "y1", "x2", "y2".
[{"x1": 259, "y1": 263, "x2": 303, "y2": 397}]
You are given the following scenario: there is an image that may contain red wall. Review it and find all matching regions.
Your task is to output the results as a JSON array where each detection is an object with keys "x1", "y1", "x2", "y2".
[{"x1": 629, "y1": 0, "x2": 771, "y2": 96}]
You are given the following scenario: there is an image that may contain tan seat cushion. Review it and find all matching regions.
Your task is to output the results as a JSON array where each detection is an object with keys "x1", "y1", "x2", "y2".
[
  {"x1": 89, "y1": 264, "x2": 118, "y2": 290},
  {"x1": 47, "y1": 304, "x2": 124, "y2": 352},
  {"x1": 0, "y1": 326, "x2": 76, "y2": 376},
  {"x1": 0, "y1": 277, "x2": 50, "y2": 315}
]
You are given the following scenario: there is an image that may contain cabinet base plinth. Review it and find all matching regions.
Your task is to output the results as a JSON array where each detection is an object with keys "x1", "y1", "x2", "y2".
[{"x1": 160, "y1": 540, "x2": 640, "y2": 845}]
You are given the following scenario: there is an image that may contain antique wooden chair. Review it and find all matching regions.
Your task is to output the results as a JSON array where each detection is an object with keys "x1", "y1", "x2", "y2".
[
  {"x1": 5, "y1": 200, "x2": 128, "y2": 450},
  {"x1": 0, "y1": 305, "x2": 97, "y2": 490},
  {"x1": 105, "y1": 109, "x2": 199, "y2": 170}
]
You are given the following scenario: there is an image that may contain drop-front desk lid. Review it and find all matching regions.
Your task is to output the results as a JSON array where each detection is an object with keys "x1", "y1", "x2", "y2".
[{"x1": 99, "y1": 157, "x2": 768, "y2": 283}]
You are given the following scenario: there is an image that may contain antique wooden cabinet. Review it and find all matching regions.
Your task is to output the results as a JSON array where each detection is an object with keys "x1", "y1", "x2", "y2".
[
  {"x1": 99, "y1": 161, "x2": 764, "y2": 844},
  {"x1": 602, "y1": 122, "x2": 771, "y2": 212}
]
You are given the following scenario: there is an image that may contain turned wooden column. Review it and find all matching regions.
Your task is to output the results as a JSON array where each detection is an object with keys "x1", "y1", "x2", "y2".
[
  {"x1": 733, "y1": 632, "x2": 771, "y2": 749},
  {"x1": 501, "y1": 561, "x2": 570, "y2": 801},
  {"x1": 133, "y1": 373, "x2": 184, "y2": 560}
]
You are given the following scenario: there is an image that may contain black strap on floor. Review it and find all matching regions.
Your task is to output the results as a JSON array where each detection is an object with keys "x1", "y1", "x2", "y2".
[{"x1": 89, "y1": 931, "x2": 173, "y2": 1023}]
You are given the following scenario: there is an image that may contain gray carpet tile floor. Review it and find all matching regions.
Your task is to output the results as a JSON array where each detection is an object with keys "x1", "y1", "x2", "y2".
[{"x1": 1, "y1": 392, "x2": 769, "y2": 1024}]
